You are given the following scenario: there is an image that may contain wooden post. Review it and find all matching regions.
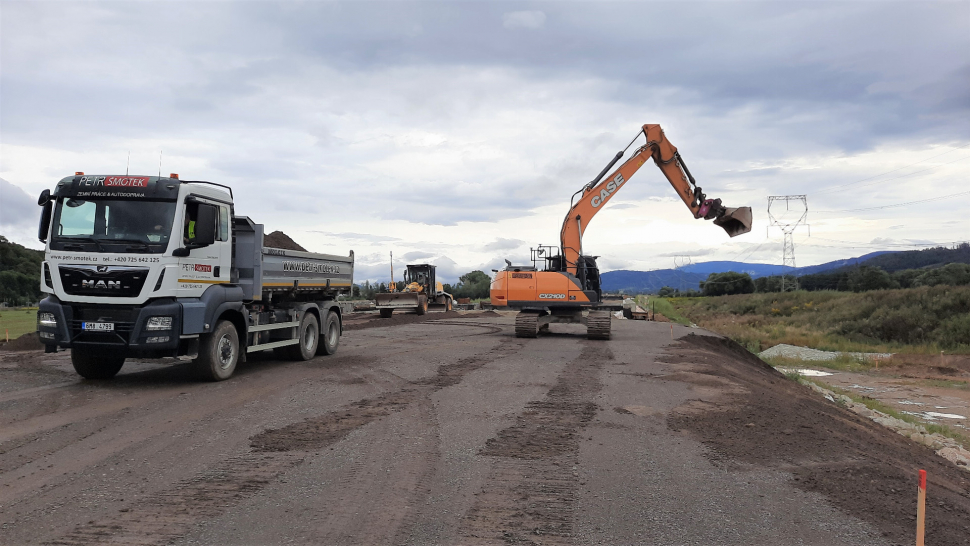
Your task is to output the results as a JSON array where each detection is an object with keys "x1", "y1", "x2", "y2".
[
  {"x1": 670, "y1": 323, "x2": 673, "y2": 339},
  {"x1": 916, "y1": 469, "x2": 926, "y2": 546}
]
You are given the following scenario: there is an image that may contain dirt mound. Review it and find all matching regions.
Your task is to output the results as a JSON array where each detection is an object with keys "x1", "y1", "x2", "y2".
[
  {"x1": 263, "y1": 231, "x2": 306, "y2": 251},
  {"x1": 0, "y1": 332, "x2": 44, "y2": 352},
  {"x1": 665, "y1": 334, "x2": 970, "y2": 546}
]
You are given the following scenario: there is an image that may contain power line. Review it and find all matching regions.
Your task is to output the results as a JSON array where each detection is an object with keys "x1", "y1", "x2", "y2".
[
  {"x1": 814, "y1": 191, "x2": 970, "y2": 214},
  {"x1": 815, "y1": 143, "x2": 970, "y2": 195}
]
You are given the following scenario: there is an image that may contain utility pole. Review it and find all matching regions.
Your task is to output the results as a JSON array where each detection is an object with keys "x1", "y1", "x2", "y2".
[
  {"x1": 767, "y1": 195, "x2": 809, "y2": 292},
  {"x1": 389, "y1": 251, "x2": 395, "y2": 292},
  {"x1": 673, "y1": 255, "x2": 694, "y2": 292}
]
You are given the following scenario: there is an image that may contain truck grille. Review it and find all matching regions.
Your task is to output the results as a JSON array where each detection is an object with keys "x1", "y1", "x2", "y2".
[
  {"x1": 59, "y1": 265, "x2": 149, "y2": 298},
  {"x1": 70, "y1": 306, "x2": 137, "y2": 345}
]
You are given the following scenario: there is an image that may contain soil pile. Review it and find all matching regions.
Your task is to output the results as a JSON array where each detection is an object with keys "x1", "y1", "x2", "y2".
[
  {"x1": 0, "y1": 332, "x2": 44, "y2": 351},
  {"x1": 665, "y1": 334, "x2": 970, "y2": 546},
  {"x1": 263, "y1": 231, "x2": 307, "y2": 251}
]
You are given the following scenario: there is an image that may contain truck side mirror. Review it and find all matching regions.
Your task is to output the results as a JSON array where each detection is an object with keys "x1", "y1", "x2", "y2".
[
  {"x1": 194, "y1": 204, "x2": 217, "y2": 246},
  {"x1": 37, "y1": 190, "x2": 53, "y2": 242}
]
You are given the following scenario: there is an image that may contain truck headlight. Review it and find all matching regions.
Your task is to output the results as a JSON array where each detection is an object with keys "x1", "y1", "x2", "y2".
[
  {"x1": 146, "y1": 316, "x2": 173, "y2": 331},
  {"x1": 38, "y1": 312, "x2": 57, "y2": 328}
]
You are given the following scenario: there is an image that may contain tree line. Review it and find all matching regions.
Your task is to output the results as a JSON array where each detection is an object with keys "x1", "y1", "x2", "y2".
[
  {"x1": 0, "y1": 236, "x2": 43, "y2": 306},
  {"x1": 654, "y1": 262, "x2": 970, "y2": 297}
]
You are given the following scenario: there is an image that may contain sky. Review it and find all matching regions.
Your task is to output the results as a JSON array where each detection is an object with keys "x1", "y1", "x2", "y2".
[{"x1": 1, "y1": 0, "x2": 968, "y2": 283}]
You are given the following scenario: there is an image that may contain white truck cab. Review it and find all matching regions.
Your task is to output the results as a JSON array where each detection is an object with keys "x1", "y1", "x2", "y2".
[{"x1": 36, "y1": 173, "x2": 353, "y2": 381}]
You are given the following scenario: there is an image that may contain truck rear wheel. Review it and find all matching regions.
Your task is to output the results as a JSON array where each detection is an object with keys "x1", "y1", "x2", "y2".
[
  {"x1": 317, "y1": 311, "x2": 341, "y2": 356},
  {"x1": 71, "y1": 347, "x2": 125, "y2": 380},
  {"x1": 379, "y1": 309, "x2": 393, "y2": 318},
  {"x1": 195, "y1": 320, "x2": 239, "y2": 381},
  {"x1": 279, "y1": 312, "x2": 319, "y2": 361}
]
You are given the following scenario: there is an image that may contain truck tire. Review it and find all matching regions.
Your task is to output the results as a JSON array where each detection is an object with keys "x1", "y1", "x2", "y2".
[
  {"x1": 446, "y1": 298, "x2": 453, "y2": 312},
  {"x1": 194, "y1": 320, "x2": 239, "y2": 381},
  {"x1": 280, "y1": 312, "x2": 319, "y2": 361},
  {"x1": 71, "y1": 347, "x2": 125, "y2": 380},
  {"x1": 317, "y1": 311, "x2": 341, "y2": 356},
  {"x1": 379, "y1": 309, "x2": 393, "y2": 318},
  {"x1": 416, "y1": 296, "x2": 428, "y2": 315}
]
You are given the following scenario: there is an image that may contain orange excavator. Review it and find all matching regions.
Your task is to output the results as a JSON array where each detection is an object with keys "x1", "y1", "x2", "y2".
[{"x1": 490, "y1": 124, "x2": 752, "y2": 339}]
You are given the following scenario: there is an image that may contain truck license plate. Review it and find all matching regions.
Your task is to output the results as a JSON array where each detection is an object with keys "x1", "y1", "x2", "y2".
[{"x1": 82, "y1": 322, "x2": 114, "y2": 332}]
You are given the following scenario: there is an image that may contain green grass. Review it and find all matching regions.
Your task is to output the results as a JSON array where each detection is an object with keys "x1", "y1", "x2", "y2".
[
  {"x1": 638, "y1": 296, "x2": 692, "y2": 326},
  {"x1": 0, "y1": 307, "x2": 38, "y2": 341},
  {"x1": 662, "y1": 286, "x2": 970, "y2": 355},
  {"x1": 923, "y1": 379, "x2": 970, "y2": 390}
]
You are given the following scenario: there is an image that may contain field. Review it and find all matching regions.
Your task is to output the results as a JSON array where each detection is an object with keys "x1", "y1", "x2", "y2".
[
  {"x1": 657, "y1": 286, "x2": 970, "y2": 356},
  {"x1": 0, "y1": 307, "x2": 37, "y2": 341}
]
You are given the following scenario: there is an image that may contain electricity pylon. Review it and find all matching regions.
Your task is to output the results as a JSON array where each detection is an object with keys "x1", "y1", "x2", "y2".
[{"x1": 767, "y1": 195, "x2": 809, "y2": 292}]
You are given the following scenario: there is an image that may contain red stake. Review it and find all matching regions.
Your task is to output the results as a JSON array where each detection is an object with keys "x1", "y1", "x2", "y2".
[{"x1": 917, "y1": 469, "x2": 926, "y2": 546}]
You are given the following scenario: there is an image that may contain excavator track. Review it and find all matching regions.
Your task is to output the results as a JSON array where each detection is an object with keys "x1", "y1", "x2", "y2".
[
  {"x1": 586, "y1": 310, "x2": 612, "y2": 340},
  {"x1": 514, "y1": 312, "x2": 541, "y2": 338}
]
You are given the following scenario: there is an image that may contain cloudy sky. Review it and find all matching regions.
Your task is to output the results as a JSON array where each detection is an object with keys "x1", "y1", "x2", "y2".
[{"x1": 1, "y1": 1, "x2": 968, "y2": 282}]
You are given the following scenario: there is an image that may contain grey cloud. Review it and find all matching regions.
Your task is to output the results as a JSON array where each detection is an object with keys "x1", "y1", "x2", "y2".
[
  {"x1": 503, "y1": 11, "x2": 546, "y2": 30},
  {"x1": 483, "y1": 238, "x2": 523, "y2": 252},
  {"x1": 604, "y1": 203, "x2": 637, "y2": 210},
  {"x1": 402, "y1": 251, "x2": 435, "y2": 261},
  {"x1": 307, "y1": 231, "x2": 402, "y2": 243},
  {"x1": 0, "y1": 178, "x2": 37, "y2": 229},
  {"x1": 656, "y1": 249, "x2": 716, "y2": 258}
]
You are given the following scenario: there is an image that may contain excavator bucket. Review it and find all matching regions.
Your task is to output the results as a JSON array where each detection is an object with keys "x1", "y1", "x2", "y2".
[{"x1": 713, "y1": 206, "x2": 753, "y2": 238}]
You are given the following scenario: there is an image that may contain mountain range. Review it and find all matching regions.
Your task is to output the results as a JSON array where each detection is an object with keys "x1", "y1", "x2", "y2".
[{"x1": 601, "y1": 251, "x2": 894, "y2": 293}]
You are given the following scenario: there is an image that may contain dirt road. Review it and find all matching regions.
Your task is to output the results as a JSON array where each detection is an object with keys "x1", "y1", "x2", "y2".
[{"x1": 1, "y1": 314, "x2": 968, "y2": 545}]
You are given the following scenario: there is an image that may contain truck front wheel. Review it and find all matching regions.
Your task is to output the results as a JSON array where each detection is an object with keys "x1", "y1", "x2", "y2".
[
  {"x1": 195, "y1": 320, "x2": 239, "y2": 381},
  {"x1": 71, "y1": 348, "x2": 125, "y2": 380},
  {"x1": 317, "y1": 311, "x2": 341, "y2": 356},
  {"x1": 280, "y1": 312, "x2": 319, "y2": 361},
  {"x1": 416, "y1": 296, "x2": 428, "y2": 315}
]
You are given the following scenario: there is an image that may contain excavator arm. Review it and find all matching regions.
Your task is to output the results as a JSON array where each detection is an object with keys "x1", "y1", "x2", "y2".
[{"x1": 559, "y1": 124, "x2": 752, "y2": 276}]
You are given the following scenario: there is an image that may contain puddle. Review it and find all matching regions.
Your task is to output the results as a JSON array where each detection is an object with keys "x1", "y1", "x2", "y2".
[
  {"x1": 898, "y1": 400, "x2": 925, "y2": 406},
  {"x1": 924, "y1": 411, "x2": 966, "y2": 420},
  {"x1": 848, "y1": 384, "x2": 875, "y2": 390},
  {"x1": 779, "y1": 368, "x2": 833, "y2": 377}
]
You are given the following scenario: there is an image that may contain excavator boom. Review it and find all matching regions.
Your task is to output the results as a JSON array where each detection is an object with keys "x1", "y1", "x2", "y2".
[{"x1": 559, "y1": 124, "x2": 752, "y2": 275}]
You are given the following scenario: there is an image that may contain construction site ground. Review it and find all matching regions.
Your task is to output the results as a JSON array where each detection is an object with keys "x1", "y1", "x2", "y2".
[{"x1": 1, "y1": 312, "x2": 968, "y2": 546}]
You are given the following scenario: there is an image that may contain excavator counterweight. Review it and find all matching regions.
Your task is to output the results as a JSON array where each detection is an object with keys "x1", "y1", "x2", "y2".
[{"x1": 490, "y1": 123, "x2": 753, "y2": 340}]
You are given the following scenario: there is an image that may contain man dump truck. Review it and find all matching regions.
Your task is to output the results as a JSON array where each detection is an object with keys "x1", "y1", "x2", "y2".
[
  {"x1": 374, "y1": 263, "x2": 453, "y2": 317},
  {"x1": 35, "y1": 173, "x2": 353, "y2": 381}
]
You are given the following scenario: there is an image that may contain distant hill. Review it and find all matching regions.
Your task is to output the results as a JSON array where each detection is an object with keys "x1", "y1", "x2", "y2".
[
  {"x1": 601, "y1": 269, "x2": 706, "y2": 293},
  {"x1": 602, "y1": 245, "x2": 969, "y2": 294},
  {"x1": 844, "y1": 244, "x2": 969, "y2": 273},
  {"x1": 602, "y1": 251, "x2": 896, "y2": 293}
]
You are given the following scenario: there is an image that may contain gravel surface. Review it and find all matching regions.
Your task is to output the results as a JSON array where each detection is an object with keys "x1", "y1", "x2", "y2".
[
  {"x1": 760, "y1": 343, "x2": 893, "y2": 362},
  {"x1": 1, "y1": 316, "x2": 965, "y2": 545}
]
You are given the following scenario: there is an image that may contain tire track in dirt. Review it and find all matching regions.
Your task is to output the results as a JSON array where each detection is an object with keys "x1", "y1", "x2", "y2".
[
  {"x1": 46, "y1": 335, "x2": 526, "y2": 546},
  {"x1": 460, "y1": 343, "x2": 610, "y2": 545}
]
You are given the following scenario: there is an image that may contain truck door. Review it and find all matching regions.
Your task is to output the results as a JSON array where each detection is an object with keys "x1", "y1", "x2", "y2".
[{"x1": 177, "y1": 199, "x2": 232, "y2": 295}]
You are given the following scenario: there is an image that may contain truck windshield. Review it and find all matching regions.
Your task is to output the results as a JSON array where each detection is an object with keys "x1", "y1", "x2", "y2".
[{"x1": 50, "y1": 198, "x2": 178, "y2": 253}]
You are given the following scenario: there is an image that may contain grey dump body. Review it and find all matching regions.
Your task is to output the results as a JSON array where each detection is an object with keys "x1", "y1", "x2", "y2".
[{"x1": 233, "y1": 217, "x2": 353, "y2": 301}]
